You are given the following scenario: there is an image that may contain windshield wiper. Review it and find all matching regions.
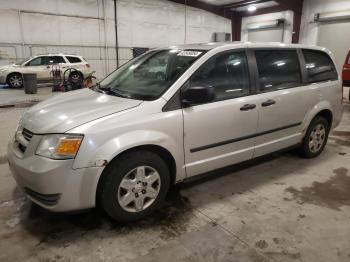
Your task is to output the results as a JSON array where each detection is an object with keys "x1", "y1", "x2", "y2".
[
  {"x1": 108, "y1": 88, "x2": 130, "y2": 98},
  {"x1": 95, "y1": 84, "x2": 129, "y2": 98}
]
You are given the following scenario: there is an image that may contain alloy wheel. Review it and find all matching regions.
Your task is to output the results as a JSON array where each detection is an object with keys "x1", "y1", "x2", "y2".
[
  {"x1": 9, "y1": 75, "x2": 23, "y2": 88},
  {"x1": 308, "y1": 123, "x2": 326, "y2": 153},
  {"x1": 117, "y1": 166, "x2": 161, "y2": 213}
]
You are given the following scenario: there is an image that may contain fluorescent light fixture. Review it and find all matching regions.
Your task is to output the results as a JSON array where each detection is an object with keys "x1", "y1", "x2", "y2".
[
  {"x1": 314, "y1": 10, "x2": 350, "y2": 22},
  {"x1": 277, "y1": 62, "x2": 285, "y2": 67},
  {"x1": 247, "y1": 19, "x2": 284, "y2": 31},
  {"x1": 248, "y1": 5, "x2": 257, "y2": 12}
]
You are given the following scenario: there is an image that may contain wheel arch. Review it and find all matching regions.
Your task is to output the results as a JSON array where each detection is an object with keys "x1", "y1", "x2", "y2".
[
  {"x1": 302, "y1": 102, "x2": 333, "y2": 136},
  {"x1": 95, "y1": 144, "x2": 177, "y2": 205},
  {"x1": 6, "y1": 71, "x2": 23, "y2": 83},
  {"x1": 314, "y1": 109, "x2": 333, "y2": 127},
  {"x1": 69, "y1": 70, "x2": 83, "y2": 79}
]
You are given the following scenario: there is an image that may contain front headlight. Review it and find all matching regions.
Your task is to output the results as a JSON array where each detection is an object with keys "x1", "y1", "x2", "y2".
[{"x1": 36, "y1": 134, "x2": 84, "y2": 160}]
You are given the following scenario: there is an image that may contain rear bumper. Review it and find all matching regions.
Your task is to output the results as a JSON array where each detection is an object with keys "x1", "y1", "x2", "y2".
[
  {"x1": 343, "y1": 80, "x2": 350, "y2": 87},
  {"x1": 7, "y1": 140, "x2": 104, "y2": 212}
]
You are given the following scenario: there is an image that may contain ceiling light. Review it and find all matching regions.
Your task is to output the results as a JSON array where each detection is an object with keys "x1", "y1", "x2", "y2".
[{"x1": 248, "y1": 5, "x2": 257, "y2": 12}]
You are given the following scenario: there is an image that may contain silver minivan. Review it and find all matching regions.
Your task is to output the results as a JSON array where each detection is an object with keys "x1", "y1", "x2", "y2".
[{"x1": 7, "y1": 42, "x2": 343, "y2": 222}]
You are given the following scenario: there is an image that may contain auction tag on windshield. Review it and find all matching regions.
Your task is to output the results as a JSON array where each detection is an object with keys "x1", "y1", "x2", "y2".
[{"x1": 177, "y1": 51, "x2": 202, "y2": 57}]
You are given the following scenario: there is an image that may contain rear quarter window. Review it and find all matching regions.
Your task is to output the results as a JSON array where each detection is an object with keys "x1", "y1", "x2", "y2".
[
  {"x1": 66, "y1": 56, "x2": 83, "y2": 63},
  {"x1": 302, "y1": 49, "x2": 338, "y2": 83}
]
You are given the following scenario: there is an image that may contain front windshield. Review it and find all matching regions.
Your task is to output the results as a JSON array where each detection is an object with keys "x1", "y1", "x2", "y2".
[
  {"x1": 98, "y1": 49, "x2": 205, "y2": 100},
  {"x1": 15, "y1": 58, "x2": 31, "y2": 65}
]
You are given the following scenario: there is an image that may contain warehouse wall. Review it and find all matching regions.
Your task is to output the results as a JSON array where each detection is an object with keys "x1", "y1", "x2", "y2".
[
  {"x1": 299, "y1": 0, "x2": 350, "y2": 45},
  {"x1": 241, "y1": 11, "x2": 294, "y2": 43},
  {"x1": 0, "y1": 0, "x2": 230, "y2": 79}
]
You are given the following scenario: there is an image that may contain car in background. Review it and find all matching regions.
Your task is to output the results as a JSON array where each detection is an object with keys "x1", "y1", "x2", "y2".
[
  {"x1": 0, "y1": 54, "x2": 93, "y2": 88},
  {"x1": 342, "y1": 49, "x2": 350, "y2": 100}
]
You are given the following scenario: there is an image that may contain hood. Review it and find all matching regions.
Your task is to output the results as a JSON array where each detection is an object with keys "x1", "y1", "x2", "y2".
[
  {"x1": 0, "y1": 64, "x2": 20, "y2": 71},
  {"x1": 21, "y1": 89, "x2": 142, "y2": 133}
]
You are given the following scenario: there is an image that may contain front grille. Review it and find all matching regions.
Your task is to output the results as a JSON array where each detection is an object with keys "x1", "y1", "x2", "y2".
[
  {"x1": 24, "y1": 188, "x2": 61, "y2": 206},
  {"x1": 22, "y1": 128, "x2": 34, "y2": 142}
]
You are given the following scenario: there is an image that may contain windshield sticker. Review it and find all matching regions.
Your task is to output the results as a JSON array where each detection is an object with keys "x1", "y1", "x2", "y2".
[{"x1": 177, "y1": 51, "x2": 202, "y2": 57}]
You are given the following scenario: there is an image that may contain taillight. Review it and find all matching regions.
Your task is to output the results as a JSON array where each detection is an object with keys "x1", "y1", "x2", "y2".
[
  {"x1": 341, "y1": 81, "x2": 344, "y2": 104},
  {"x1": 86, "y1": 64, "x2": 90, "y2": 68}
]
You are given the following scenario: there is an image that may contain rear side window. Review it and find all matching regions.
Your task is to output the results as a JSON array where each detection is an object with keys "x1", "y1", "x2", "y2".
[
  {"x1": 66, "y1": 56, "x2": 82, "y2": 63},
  {"x1": 255, "y1": 50, "x2": 301, "y2": 92},
  {"x1": 189, "y1": 51, "x2": 250, "y2": 101},
  {"x1": 302, "y1": 49, "x2": 338, "y2": 83},
  {"x1": 49, "y1": 56, "x2": 66, "y2": 64}
]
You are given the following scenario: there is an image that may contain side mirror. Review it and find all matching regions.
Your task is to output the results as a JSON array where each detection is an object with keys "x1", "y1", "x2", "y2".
[{"x1": 182, "y1": 86, "x2": 215, "y2": 107}]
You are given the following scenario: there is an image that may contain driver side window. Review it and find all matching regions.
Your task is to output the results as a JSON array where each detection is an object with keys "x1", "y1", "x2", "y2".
[
  {"x1": 27, "y1": 57, "x2": 50, "y2": 66},
  {"x1": 188, "y1": 51, "x2": 250, "y2": 102}
]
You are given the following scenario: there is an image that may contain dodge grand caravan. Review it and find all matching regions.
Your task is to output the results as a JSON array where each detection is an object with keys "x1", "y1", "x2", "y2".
[{"x1": 7, "y1": 43, "x2": 343, "y2": 222}]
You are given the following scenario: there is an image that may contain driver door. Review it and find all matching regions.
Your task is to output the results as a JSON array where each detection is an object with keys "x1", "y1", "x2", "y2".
[
  {"x1": 183, "y1": 50, "x2": 259, "y2": 177},
  {"x1": 25, "y1": 56, "x2": 51, "y2": 81}
]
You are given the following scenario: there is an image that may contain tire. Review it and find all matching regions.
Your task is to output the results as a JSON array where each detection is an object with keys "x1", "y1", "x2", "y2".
[
  {"x1": 7, "y1": 73, "x2": 23, "y2": 88},
  {"x1": 299, "y1": 116, "x2": 330, "y2": 158},
  {"x1": 98, "y1": 150, "x2": 170, "y2": 222},
  {"x1": 69, "y1": 71, "x2": 83, "y2": 83}
]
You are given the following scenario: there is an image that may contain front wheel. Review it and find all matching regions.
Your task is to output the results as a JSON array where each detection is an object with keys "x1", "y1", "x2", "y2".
[
  {"x1": 7, "y1": 73, "x2": 23, "y2": 88},
  {"x1": 299, "y1": 116, "x2": 330, "y2": 158},
  {"x1": 98, "y1": 150, "x2": 170, "y2": 222}
]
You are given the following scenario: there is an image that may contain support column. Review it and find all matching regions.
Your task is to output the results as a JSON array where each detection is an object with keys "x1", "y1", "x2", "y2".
[
  {"x1": 231, "y1": 12, "x2": 242, "y2": 41},
  {"x1": 292, "y1": 10, "x2": 302, "y2": 43}
]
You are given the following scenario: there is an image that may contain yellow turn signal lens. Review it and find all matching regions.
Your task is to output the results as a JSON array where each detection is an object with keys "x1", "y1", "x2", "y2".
[{"x1": 55, "y1": 138, "x2": 82, "y2": 156}]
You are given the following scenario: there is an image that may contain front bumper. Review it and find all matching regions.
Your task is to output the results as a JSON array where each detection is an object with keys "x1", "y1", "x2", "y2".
[
  {"x1": 7, "y1": 139, "x2": 104, "y2": 212},
  {"x1": 0, "y1": 73, "x2": 6, "y2": 84}
]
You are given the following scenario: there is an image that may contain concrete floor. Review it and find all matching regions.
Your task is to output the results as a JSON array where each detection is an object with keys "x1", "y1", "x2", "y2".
[
  {"x1": 0, "y1": 100, "x2": 350, "y2": 261},
  {"x1": 0, "y1": 85, "x2": 54, "y2": 107}
]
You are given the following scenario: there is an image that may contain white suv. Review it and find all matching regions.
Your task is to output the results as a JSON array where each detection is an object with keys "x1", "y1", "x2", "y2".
[
  {"x1": 0, "y1": 54, "x2": 93, "y2": 88},
  {"x1": 7, "y1": 43, "x2": 343, "y2": 222}
]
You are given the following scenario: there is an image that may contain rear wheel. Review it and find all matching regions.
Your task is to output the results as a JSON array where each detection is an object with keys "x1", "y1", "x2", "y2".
[
  {"x1": 7, "y1": 73, "x2": 23, "y2": 88},
  {"x1": 69, "y1": 71, "x2": 83, "y2": 83},
  {"x1": 98, "y1": 150, "x2": 170, "y2": 222},
  {"x1": 300, "y1": 116, "x2": 330, "y2": 158}
]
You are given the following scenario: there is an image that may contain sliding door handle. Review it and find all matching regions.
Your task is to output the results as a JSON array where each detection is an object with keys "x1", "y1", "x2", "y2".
[
  {"x1": 262, "y1": 99, "x2": 276, "y2": 107},
  {"x1": 240, "y1": 104, "x2": 256, "y2": 111}
]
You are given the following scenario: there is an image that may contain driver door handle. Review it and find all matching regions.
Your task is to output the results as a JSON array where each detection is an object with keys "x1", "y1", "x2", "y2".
[
  {"x1": 261, "y1": 99, "x2": 276, "y2": 107},
  {"x1": 240, "y1": 104, "x2": 256, "y2": 111}
]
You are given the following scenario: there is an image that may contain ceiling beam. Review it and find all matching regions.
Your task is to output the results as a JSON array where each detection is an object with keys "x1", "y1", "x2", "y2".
[
  {"x1": 167, "y1": 0, "x2": 233, "y2": 19},
  {"x1": 221, "y1": 0, "x2": 271, "y2": 10}
]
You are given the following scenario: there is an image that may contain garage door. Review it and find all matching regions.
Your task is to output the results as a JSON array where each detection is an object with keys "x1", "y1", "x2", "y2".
[
  {"x1": 318, "y1": 20, "x2": 350, "y2": 70},
  {"x1": 248, "y1": 27, "x2": 284, "y2": 42}
]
